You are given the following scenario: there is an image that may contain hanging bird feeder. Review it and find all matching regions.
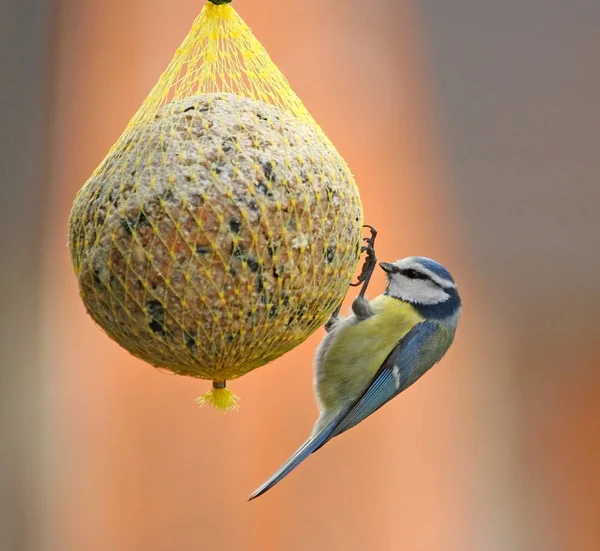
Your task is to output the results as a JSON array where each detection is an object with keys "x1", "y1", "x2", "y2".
[{"x1": 68, "y1": 0, "x2": 363, "y2": 410}]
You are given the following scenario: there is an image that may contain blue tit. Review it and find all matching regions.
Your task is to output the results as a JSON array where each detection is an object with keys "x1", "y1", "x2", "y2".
[{"x1": 248, "y1": 256, "x2": 461, "y2": 501}]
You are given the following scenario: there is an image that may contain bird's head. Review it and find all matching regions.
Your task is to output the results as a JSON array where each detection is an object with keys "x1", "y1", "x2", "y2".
[{"x1": 379, "y1": 256, "x2": 461, "y2": 318}]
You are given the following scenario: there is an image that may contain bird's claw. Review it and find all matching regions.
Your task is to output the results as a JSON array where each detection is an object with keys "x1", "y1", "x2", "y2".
[
  {"x1": 349, "y1": 226, "x2": 378, "y2": 300},
  {"x1": 328, "y1": 225, "x2": 378, "y2": 322}
]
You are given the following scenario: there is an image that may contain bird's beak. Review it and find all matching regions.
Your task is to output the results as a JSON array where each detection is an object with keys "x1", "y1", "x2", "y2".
[{"x1": 379, "y1": 261, "x2": 395, "y2": 274}]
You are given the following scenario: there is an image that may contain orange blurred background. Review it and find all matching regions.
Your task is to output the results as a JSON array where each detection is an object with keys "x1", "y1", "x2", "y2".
[{"x1": 1, "y1": 1, "x2": 599, "y2": 550}]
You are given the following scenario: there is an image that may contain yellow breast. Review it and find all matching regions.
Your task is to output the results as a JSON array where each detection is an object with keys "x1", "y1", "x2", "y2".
[{"x1": 316, "y1": 295, "x2": 424, "y2": 411}]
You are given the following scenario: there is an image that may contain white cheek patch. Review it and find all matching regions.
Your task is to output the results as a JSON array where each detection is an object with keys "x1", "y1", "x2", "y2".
[{"x1": 387, "y1": 277, "x2": 449, "y2": 305}]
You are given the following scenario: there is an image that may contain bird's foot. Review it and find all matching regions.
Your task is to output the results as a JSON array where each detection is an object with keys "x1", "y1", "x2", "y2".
[
  {"x1": 352, "y1": 295, "x2": 374, "y2": 320},
  {"x1": 350, "y1": 225, "x2": 378, "y2": 299},
  {"x1": 327, "y1": 225, "x2": 378, "y2": 325}
]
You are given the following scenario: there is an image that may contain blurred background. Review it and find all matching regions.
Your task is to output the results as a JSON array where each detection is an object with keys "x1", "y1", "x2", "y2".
[{"x1": 1, "y1": 0, "x2": 599, "y2": 549}]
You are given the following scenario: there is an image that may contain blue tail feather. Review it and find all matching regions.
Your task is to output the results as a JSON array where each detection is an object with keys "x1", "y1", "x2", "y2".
[{"x1": 248, "y1": 422, "x2": 339, "y2": 501}]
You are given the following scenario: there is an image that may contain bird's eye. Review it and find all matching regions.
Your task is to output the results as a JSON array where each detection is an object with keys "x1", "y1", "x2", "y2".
[{"x1": 403, "y1": 269, "x2": 426, "y2": 280}]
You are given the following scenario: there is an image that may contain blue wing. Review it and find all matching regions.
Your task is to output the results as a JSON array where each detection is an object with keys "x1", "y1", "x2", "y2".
[{"x1": 330, "y1": 321, "x2": 438, "y2": 438}]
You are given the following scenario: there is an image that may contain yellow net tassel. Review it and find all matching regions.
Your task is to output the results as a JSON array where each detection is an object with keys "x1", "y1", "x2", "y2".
[{"x1": 195, "y1": 381, "x2": 239, "y2": 412}]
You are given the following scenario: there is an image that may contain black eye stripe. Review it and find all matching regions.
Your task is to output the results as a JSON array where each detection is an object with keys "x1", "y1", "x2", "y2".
[{"x1": 400, "y1": 268, "x2": 429, "y2": 280}]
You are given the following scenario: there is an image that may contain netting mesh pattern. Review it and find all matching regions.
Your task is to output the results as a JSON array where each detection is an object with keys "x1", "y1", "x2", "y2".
[{"x1": 68, "y1": 3, "x2": 363, "y2": 382}]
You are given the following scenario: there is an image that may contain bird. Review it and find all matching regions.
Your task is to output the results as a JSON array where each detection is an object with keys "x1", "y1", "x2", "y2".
[{"x1": 248, "y1": 255, "x2": 461, "y2": 501}]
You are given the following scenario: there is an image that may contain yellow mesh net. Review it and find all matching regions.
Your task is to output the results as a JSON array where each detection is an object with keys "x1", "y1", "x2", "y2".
[{"x1": 68, "y1": 0, "x2": 363, "y2": 410}]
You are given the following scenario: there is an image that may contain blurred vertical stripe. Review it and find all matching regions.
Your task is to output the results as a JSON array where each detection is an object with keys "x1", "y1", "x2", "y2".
[{"x1": 0, "y1": 1, "x2": 52, "y2": 550}]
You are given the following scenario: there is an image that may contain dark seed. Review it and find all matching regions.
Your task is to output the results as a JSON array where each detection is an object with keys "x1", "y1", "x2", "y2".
[
  {"x1": 246, "y1": 257, "x2": 260, "y2": 273},
  {"x1": 120, "y1": 219, "x2": 132, "y2": 236},
  {"x1": 161, "y1": 189, "x2": 175, "y2": 202},
  {"x1": 146, "y1": 300, "x2": 166, "y2": 335},
  {"x1": 122, "y1": 212, "x2": 151, "y2": 234},
  {"x1": 222, "y1": 136, "x2": 237, "y2": 153},
  {"x1": 185, "y1": 333, "x2": 196, "y2": 350},
  {"x1": 184, "y1": 106, "x2": 195, "y2": 113},
  {"x1": 255, "y1": 182, "x2": 269, "y2": 196},
  {"x1": 196, "y1": 244, "x2": 211, "y2": 255},
  {"x1": 146, "y1": 299, "x2": 164, "y2": 319},
  {"x1": 326, "y1": 244, "x2": 335, "y2": 263},
  {"x1": 137, "y1": 211, "x2": 151, "y2": 228},
  {"x1": 148, "y1": 319, "x2": 166, "y2": 335},
  {"x1": 229, "y1": 219, "x2": 242, "y2": 234},
  {"x1": 262, "y1": 161, "x2": 274, "y2": 181}
]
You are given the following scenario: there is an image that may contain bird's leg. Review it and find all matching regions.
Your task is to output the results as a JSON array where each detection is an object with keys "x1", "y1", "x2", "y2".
[
  {"x1": 326, "y1": 225, "x2": 378, "y2": 327},
  {"x1": 350, "y1": 225, "x2": 378, "y2": 299}
]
